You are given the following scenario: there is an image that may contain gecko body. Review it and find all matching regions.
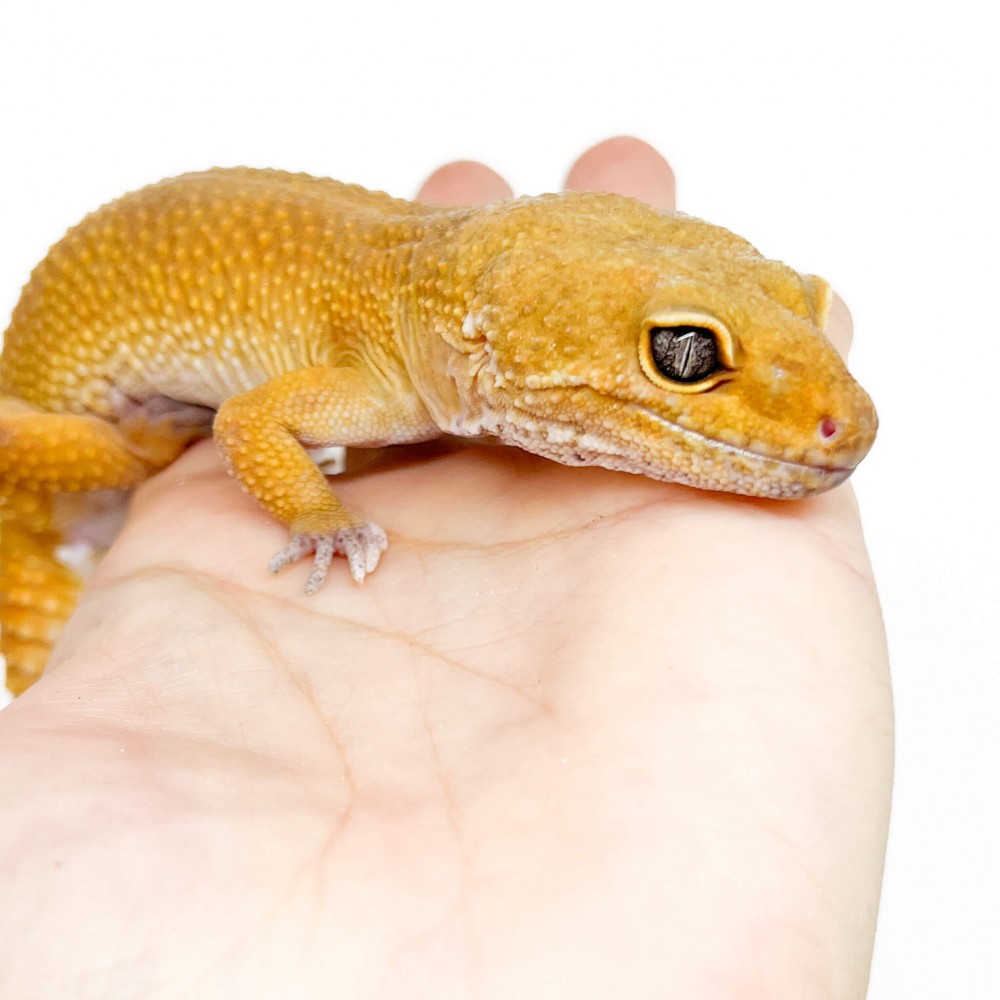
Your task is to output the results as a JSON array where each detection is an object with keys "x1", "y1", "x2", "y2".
[{"x1": 0, "y1": 169, "x2": 876, "y2": 693}]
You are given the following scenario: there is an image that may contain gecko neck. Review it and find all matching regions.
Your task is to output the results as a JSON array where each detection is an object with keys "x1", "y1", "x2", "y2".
[{"x1": 391, "y1": 213, "x2": 498, "y2": 435}]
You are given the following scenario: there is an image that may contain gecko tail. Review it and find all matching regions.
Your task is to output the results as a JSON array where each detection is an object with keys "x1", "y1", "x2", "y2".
[
  {"x1": 1, "y1": 394, "x2": 140, "y2": 696},
  {"x1": 0, "y1": 497, "x2": 85, "y2": 696},
  {"x1": 0, "y1": 397, "x2": 79, "y2": 694}
]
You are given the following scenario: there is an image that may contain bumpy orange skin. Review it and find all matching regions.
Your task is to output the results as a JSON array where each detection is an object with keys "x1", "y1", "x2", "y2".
[{"x1": 0, "y1": 169, "x2": 877, "y2": 693}]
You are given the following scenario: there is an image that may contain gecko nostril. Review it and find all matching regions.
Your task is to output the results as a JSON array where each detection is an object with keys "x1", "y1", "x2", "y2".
[{"x1": 819, "y1": 417, "x2": 838, "y2": 440}]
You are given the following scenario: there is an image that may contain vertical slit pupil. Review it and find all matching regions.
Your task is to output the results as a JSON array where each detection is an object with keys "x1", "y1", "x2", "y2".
[{"x1": 676, "y1": 331, "x2": 697, "y2": 377}]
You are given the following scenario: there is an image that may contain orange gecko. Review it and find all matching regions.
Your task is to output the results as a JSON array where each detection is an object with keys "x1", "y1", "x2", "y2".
[{"x1": 0, "y1": 169, "x2": 877, "y2": 695}]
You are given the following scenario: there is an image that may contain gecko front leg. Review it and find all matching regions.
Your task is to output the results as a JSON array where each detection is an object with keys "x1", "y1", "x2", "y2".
[{"x1": 213, "y1": 365, "x2": 437, "y2": 592}]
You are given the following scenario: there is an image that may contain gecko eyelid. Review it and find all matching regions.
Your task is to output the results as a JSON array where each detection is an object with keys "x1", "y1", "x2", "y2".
[{"x1": 638, "y1": 308, "x2": 736, "y2": 393}]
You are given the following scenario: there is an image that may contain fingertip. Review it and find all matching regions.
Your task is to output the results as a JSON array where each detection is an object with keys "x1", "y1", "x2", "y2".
[
  {"x1": 417, "y1": 161, "x2": 514, "y2": 207},
  {"x1": 827, "y1": 293, "x2": 855, "y2": 359},
  {"x1": 564, "y1": 136, "x2": 676, "y2": 210}
]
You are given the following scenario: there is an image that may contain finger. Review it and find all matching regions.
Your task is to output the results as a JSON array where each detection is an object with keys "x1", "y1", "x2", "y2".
[
  {"x1": 827, "y1": 293, "x2": 855, "y2": 360},
  {"x1": 564, "y1": 136, "x2": 676, "y2": 210},
  {"x1": 417, "y1": 161, "x2": 513, "y2": 206}
]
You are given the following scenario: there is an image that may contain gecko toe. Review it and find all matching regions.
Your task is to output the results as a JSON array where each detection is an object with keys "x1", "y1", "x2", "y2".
[
  {"x1": 334, "y1": 522, "x2": 387, "y2": 584},
  {"x1": 304, "y1": 535, "x2": 335, "y2": 595},
  {"x1": 268, "y1": 535, "x2": 315, "y2": 575}
]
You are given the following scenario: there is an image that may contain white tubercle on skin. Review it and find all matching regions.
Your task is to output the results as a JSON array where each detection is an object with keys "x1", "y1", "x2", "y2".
[
  {"x1": 545, "y1": 424, "x2": 577, "y2": 444},
  {"x1": 461, "y1": 310, "x2": 488, "y2": 339}
]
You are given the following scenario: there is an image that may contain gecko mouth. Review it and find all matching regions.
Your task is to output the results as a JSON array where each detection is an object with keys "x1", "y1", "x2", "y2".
[
  {"x1": 633, "y1": 405, "x2": 854, "y2": 476},
  {"x1": 497, "y1": 387, "x2": 854, "y2": 497}
]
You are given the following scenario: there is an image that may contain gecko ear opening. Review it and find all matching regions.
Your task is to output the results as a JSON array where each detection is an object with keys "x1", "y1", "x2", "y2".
[{"x1": 800, "y1": 274, "x2": 833, "y2": 329}]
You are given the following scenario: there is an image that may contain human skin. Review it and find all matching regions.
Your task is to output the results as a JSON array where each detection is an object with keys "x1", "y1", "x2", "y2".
[{"x1": 0, "y1": 138, "x2": 892, "y2": 999}]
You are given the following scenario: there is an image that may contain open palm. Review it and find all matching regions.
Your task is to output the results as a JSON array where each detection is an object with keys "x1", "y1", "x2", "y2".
[{"x1": 0, "y1": 139, "x2": 891, "y2": 999}]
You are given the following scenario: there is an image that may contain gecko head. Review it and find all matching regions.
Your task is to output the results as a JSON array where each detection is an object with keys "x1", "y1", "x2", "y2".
[{"x1": 454, "y1": 192, "x2": 877, "y2": 498}]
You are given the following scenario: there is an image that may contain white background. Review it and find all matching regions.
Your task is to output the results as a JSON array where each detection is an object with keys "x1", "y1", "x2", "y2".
[{"x1": 1, "y1": 1, "x2": 996, "y2": 995}]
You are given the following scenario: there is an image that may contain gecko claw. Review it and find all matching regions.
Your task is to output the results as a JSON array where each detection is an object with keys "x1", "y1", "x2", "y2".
[{"x1": 269, "y1": 523, "x2": 388, "y2": 593}]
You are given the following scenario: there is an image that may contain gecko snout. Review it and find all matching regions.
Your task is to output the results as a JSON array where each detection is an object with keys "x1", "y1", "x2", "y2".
[{"x1": 810, "y1": 390, "x2": 878, "y2": 470}]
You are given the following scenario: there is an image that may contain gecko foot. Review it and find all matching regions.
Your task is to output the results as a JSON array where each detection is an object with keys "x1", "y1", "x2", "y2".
[{"x1": 268, "y1": 523, "x2": 388, "y2": 593}]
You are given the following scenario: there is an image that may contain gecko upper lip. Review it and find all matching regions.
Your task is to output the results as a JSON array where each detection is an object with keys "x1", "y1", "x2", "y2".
[{"x1": 634, "y1": 405, "x2": 856, "y2": 477}]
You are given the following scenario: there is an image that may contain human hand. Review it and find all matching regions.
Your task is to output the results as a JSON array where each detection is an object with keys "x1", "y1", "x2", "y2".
[{"x1": 0, "y1": 138, "x2": 891, "y2": 998}]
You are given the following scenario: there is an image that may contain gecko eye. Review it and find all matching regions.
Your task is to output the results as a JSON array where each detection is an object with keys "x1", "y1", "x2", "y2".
[
  {"x1": 648, "y1": 326, "x2": 720, "y2": 383},
  {"x1": 639, "y1": 311, "x2": 735, "y2": 392}
]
